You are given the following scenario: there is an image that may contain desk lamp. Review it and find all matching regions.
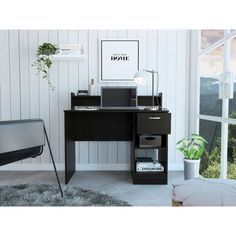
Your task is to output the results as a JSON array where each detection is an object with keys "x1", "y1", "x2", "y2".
[{"x1": 133, "y1": 69, "x2": 160, "y2": 110}]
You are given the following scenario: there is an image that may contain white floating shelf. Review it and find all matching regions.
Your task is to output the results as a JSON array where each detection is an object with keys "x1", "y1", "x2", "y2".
[{"x1": 49, "y1": 54, "x2": 87, "y2": 61}]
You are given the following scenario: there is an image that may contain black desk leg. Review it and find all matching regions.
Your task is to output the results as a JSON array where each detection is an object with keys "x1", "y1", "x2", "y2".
[{"x1": 65, "y1": 113, "x2": 76, "y2": 184}]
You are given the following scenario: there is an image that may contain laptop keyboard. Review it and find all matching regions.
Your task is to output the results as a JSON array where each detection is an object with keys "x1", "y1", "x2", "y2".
[{"x1": 99, "y1": 107, "x2": 139, "y2": 110}]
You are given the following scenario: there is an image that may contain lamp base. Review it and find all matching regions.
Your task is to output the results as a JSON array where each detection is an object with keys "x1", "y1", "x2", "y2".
[{"x1": 144, "y1": 106, "x2": 161, "y2": 111}]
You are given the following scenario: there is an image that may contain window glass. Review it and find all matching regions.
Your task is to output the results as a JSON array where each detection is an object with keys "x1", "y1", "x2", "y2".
[
  {"x1": 200, "y1": 45, "x2": 224, "y2": 77},
  {"x1": 229, "y1": 37, "x2": 236, "y2": 118},
  {"x1": 199, "y1": 119, "x2": 221, "y2": 178},
  {"x1": 200, "y1": 46, "x2": 223, "y2": 117},
  {"x1": 228, "y1": 124, "x2": 236, "y2": 179},
  {"x1": 201, "y1": 30, "x2": 224, "y2": 49}
]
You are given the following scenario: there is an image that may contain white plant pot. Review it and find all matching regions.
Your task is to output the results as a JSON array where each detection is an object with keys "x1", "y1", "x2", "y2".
[{"x1": 184, "y1": 159, "x2": 200, "y2": 180}]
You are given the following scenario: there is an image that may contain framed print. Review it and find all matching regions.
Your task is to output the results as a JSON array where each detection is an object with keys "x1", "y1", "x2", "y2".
[{"x1": 100, "y1": 39, "x2": 139, "y2": 82}]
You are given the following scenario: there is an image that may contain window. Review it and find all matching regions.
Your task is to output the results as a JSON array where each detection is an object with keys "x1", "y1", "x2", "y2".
[
  {"x1": 201, "y1": 30, "x2": 224, "y2": 50},
  {"x1": 197, "y1": 30, "x2": 236, "y2": 180},
  {"x1": 229, "y1": 37, "x2": 236, "y2": 118}
]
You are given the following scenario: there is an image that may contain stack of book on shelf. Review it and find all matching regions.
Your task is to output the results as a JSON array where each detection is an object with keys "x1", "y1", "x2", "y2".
[
  {"x1": 59, "y1": 44, "x2": 84, "y2": 55},
  {"x1": 136, "y1": 157, "x2": 164, "y2": 172}
]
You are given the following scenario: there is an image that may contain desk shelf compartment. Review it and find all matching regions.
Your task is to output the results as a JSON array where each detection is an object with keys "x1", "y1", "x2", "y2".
[
  {"x1": 134, "y1": 148, "x2": 167, "y2": 171},
  {"x1": 131, "y1": 112, "x2": 170, "y2": 185},
  {"x1": 131, "y1": 147, "x2": 168, "y2": 184}
]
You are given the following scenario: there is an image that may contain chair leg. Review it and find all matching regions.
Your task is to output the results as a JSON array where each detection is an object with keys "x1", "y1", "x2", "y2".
[{"x1": 43, "y1": 125, "x2": 63, "y2": 198}]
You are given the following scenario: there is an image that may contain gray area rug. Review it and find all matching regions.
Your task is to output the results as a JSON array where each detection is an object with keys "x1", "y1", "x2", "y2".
[{"x1": 0, "y1": 184, "x2": 131, "y2": 206}]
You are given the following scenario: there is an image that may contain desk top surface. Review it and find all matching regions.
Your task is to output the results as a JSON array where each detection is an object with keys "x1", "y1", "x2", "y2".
[{"x1": 64, "y1": 106, "x2": 170, "y2": 113}]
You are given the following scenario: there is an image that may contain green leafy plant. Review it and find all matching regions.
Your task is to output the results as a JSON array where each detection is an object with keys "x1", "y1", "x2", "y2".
[
  {"x1": 200, "y1": 136, "x2": 236, "y2": 179},
  {"x1": 32, "y1": 43, "x2": 58, "y2": 90},
  {"x1": 202, "y1": 161, "x2": 236, "y2": 179},
  {"x1": 176, "y1": 134, "x2": 208, "y2": 160}
]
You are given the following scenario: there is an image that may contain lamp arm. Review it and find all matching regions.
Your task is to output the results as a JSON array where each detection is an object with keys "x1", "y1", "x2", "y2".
[
  {"x1": 144, "y1": 69, "x2": 158, "y2": 74},
  {"x1": 156, "y1": 71, "x2": 161, "y2": 107},
  {"x1": 139, "y1": 69, "x2": 160, "y2": 108}
]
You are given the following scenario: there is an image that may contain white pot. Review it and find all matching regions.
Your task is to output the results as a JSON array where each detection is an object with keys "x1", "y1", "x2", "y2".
[{"x1": 184, "y1": 159, "x2": 200, "y2": 180}]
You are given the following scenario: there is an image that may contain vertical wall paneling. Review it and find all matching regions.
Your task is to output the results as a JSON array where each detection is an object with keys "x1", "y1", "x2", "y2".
[
  {"x1": 78, "y1": 30, "x2": 89, "y2": 90},
  {"x1": 157, "y1": 31, "x2": 167, "y2": 108},
  {"x1": 28, "y1": 30, "x2": 41, "y2": 164},
  {"x1": 88, "y1": 30, "x2": 99, "y2": 163},
  {"x1": 19, "y1": 30, "x2": 31, "y2": 164},
  {"x1": 97, "y1": 30, "x2": 108, "y2": 92},
  {"x1": 0, "y1": 30, "x2": 11, "y2": 120},
  {"x1": 68, "y1": 30, "x2": 80, "y2": 164},
  {"x1": 137, "y1": 30, "x2": 148, "y2": 95},
  {"x1": 78, "y1": 30, "x2": 89, "y2": 163},
  {"x1": 38, "y1": 30, "x2": 50, "y2": 163},
  {"x1": 48, "y1": 30, "x2": 60, "y2": 164},
  {"x1": 126, "y1": 30, "x2": 139, "y2": 163},
  {"x1": 107, "y1": 30, "x2": 120, "y2": 164},
  {"x1": 68, "y1": 30, "x2": 79, "y2": 101},
  {"x1": 97, "y1": 30, "x2": 108, "y2": 164},
  {"x1": 75, "y1": 31, "x2": 80, "y2": 164},
  {"x1": 0, "y1": 30, "x2": 189, "y2": 171},
  {"x1": 126, "y1": 30, "x2": 138, "y2": 89},
  {"x1": 8, "y1": 31, "x2": 22, "y2": 165},
  {"x1": 116, "y1": 30, "x2": 129, "y2": 163},
  {"x1": 147, "y1": 30, "x2": 158, "y2": 97},
  {"x1": 58, "y1": 30, "x2": 69, "y2": 163},
  {"x1": 166, "y1": 30, "x2": 177, "y2": 165},
  {"x1": 9, "y1": 30, "x2": 21, "y2": 120},
  {"x1": 19, "y1": 30, "x2": 30, "y2": 119},
  {"x1": 117, "y1": 30, "x2": 128, "y2": 87},
  {"x1": 68, "y1": 30, "x2": 79, "y2": 167},
  {"x1": 107, "y1": 141, "x2": 118, "y2": 164},
  {"x1": 28, "y1": 30, "x2": 40, "y2": 119},
  {"x1": 107, "y1": 30, "x2": 118, "y2": 87},
  {"x1": 88, "y1": 30, "x2": 98, "y2": 95},
  {"x1": 175, "y1": 30, "x2": 188, "y2": 164}
]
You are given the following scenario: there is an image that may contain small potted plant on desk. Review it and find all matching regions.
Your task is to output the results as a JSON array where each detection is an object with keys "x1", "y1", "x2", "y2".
[{"x1": 176, "y1": 134, "x2": 208, "y2": 180}]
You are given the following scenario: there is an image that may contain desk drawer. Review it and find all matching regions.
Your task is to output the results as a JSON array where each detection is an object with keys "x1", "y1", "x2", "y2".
[{"x1": 137, "y1": 113, "x2": 171, "y2": 134}]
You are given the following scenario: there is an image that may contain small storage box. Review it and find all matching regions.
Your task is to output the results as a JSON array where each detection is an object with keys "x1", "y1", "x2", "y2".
[{"x1": 139, "y1": 135, "x2": 162, "y2": 148}]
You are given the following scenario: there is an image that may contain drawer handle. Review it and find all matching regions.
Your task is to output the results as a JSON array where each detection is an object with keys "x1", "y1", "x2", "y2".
[{"x1": 148, "y1": 117, "x2": 161, "y2": 120}]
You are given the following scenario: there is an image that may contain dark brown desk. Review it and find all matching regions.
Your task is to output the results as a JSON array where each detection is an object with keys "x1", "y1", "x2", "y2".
[{"x1": 64, "y1": 94, "x2": 171, "y2": 184}]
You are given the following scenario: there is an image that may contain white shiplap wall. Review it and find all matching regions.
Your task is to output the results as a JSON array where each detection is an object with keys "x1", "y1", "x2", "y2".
[{"x1": 0, "y1": 30, "x2": 189, "y2": 171}]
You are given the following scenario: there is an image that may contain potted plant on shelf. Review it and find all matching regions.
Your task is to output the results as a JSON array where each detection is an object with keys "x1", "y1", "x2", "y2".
[
  {"x1": 32, "y1": 42, "x2": 58, "y2": 90},
  {"x1": 176, "y1": 134, "x2": 208, "y2": 180}
]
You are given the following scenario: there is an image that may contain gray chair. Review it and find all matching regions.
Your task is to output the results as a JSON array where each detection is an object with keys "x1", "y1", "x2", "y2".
[{"x1": 0, "y1": 119, "x2": 63, "y2": 197}]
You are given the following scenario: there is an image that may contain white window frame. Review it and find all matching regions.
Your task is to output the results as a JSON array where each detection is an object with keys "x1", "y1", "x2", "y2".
[{"x1": 190, "y1": 30, "x2": 236, "y2": 179}]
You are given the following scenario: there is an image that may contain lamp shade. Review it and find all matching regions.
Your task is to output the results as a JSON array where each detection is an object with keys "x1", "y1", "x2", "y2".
[{"x1": 133, "y1": 70, "x2": 147, "y2": 85}]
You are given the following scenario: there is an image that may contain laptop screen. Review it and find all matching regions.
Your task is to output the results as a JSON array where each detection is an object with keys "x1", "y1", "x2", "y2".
[{"x1": 101, "y1": 87, "x2": 137, "y2": 107}]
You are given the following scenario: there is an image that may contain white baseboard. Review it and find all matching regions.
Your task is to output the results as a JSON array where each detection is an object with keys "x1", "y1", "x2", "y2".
[
  {"x1": 76, "y1": 163, "x2": 130, "y2": 170},
  {"x1": 0, "y1": 163, "x2": 184, "y2": 171},
  {"x1": 168, "y1": 164, "x2": 184, "y2": 171},
  {"x1": 0, "y1": 164, "x2": 65, "y2": 171}
]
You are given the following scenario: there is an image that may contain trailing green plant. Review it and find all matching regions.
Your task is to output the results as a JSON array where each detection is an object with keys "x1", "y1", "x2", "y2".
[
  {"x1": 176, "y1": 134, "x2": 208, "y2": 160},
  {"x1": 32, "y1": 42, "x2": 58, "y2": 90}
]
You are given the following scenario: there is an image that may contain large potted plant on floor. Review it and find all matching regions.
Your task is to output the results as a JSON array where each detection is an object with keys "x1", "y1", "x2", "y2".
[{"x1": 176, "y1": 134, "x2": 208, "y2": 180}]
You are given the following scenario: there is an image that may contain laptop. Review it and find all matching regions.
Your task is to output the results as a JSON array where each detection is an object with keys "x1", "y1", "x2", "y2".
[{"x1": 100, "y1": 86, "x2": 138, "y2": 110}]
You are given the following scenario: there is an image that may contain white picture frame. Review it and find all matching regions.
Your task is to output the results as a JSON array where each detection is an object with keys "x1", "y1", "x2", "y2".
[{"x1": 99, "y1": 39, "x2": 139, "y2": 82}]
